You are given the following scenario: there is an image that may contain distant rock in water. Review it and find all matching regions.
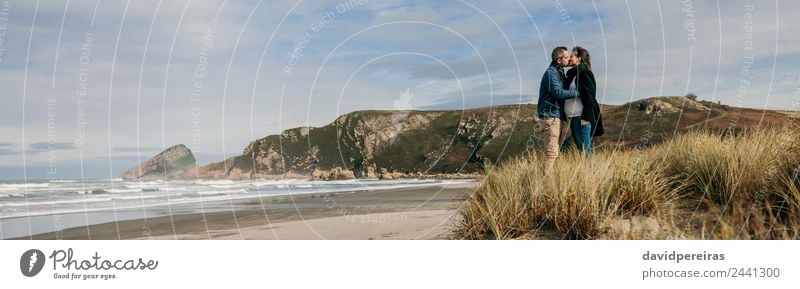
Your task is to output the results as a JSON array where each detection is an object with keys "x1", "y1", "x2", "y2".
[{"x1": 119, "y1": 144, "x2": 196, "y2": 180}]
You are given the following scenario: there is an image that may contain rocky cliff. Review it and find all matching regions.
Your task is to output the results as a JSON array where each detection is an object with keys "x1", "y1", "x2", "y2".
[
  {"x1": 119, "y1": 144, "x2": 197, "y2": 180},
  {"x1": 191, "y1": 105, "x2": 534, "y2": 180},
  {"x1": 121, "y1": 96, "x2": 797, "y2": 180}
]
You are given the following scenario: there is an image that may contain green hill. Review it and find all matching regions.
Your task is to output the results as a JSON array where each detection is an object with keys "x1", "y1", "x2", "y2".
[{"x1": 123, "y1": 96, "x2": 797, "y2": 180}]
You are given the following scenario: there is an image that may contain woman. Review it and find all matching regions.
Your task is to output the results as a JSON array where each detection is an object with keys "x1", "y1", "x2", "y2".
[{"x1": 562, "y1": 46, "x2": 604, "y2": 156}]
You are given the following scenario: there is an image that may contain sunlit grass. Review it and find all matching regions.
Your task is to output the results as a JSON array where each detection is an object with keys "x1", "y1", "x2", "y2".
[{"x1": 456, "y1": 127, "x2": 800, "y2": 240}]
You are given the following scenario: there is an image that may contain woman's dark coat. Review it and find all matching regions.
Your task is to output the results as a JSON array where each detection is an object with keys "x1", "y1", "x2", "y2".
[{"x1": 559, "y1": 63, "x2": 604, "y2": 137}]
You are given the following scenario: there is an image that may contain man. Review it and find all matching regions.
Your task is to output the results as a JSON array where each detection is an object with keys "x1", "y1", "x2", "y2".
[{"x1": 537, "y1": 46, "x2": 579, "y2": 172}]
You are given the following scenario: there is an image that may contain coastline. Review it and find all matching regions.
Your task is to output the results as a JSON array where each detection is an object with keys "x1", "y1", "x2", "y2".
[{"x1": 15, "y1": 181, "x2": 477, "y2": 240}]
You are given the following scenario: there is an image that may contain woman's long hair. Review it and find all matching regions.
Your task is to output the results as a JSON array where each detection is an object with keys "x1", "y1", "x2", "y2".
[{"x1": 572, "y1": 46, "x2": 591, "y2": 71}]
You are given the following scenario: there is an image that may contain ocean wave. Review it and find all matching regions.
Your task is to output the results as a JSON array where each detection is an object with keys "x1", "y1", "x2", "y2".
[
  {"x1": 324, "y1": 179, "x2": 359, "y2": 184},
  {"x1": 210, "y1": 184, "x2": 244, "y2": 189},
  {"x1": 251, "y1": 179, "x2": 305, "y2": 187},
  {"x1": 0, "y1": 197, "x2": 113, "y2": 208},
  {"x1": 194, "y1": 180, "x2": 234, "y2": 185},
  {"x1": 0, "y1": 183, "x2": 49, "y2": 190},
  {"x1": 113, "y1": 195, "x2": 167, "y2": 201},
  {"x1": 123, "y1": 181, "x2": 163, "y2": 189},
  {"x1": 196, "y1": 189, "x2": 247, "y2": 195},
  {"x1": 0, "y1": 192, "x2": 178, "y2": 208},
  {"x1": 1, "y1": 195, "x2": 236, "y2": 219},
  {"x1": 107, "y1": 188, "x2": 143, "y2": 194},
  {"x1": 74, "y1": 189, "x2": 128, "y2": 195},
  {"x1": 0, "y1": 179, "x2": 478, "y2": 219}
]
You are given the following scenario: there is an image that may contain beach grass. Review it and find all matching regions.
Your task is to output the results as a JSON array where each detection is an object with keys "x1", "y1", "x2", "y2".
[{"x1": 455, "y1": 127, "x2": 800, "y2": 240}]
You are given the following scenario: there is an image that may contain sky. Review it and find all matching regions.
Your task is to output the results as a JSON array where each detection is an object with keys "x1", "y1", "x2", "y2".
[{"x1": 0, "y1": 0, "x2": 799, "y2": 180}]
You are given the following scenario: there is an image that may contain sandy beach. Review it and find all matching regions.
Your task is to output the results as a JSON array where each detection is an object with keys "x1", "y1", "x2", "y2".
[{"x1": 17, "y1": 181, "x2": 476, "y2": 240}]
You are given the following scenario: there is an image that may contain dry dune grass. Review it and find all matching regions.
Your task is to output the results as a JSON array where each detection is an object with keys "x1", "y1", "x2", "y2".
[{"x1": 455, "y1": 127, "x2": 800, "y2": 240}]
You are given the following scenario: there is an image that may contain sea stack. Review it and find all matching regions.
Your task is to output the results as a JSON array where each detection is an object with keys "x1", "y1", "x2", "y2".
[{"x1": 119, "y1": 144, "x2": 196, "y2": 181}]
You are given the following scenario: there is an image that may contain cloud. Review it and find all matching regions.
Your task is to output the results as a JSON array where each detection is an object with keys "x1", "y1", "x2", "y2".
[
  {"x1": 28, "y1": 142, "x2": 76, "y2": 152},
  {"x1": 107, "y1": 146, "x2": 163, "y2": 153},
  {"x1": 418, "y1": 94, "x2": 530, "y2": 110},
  {"x1": 0, "y1": 148, "x2": 19, "y2": 156},
  {"x1": 1, "y1": 0, "x2": 799, "y2": 179}
]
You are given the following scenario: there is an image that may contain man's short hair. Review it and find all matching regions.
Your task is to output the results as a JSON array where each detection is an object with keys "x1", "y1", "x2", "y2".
[{"x1": 550, "y1": 46, "x2": 568, "y2": 65}]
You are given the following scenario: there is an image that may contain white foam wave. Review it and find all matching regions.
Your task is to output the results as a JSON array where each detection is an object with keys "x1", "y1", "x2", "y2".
[
  {"x1": 194, "y1": 180, "x2": 234, "y2": 185},
  {"x1": 0, "y1": 197, "x2": 112, "y2": 208},
  {"x1": 113, "y1": 195, "x2": 166, "y2": 201},
  {"x1": 0, "y1": 183, "x2": 49, "y2": 190},
  {"x1": 196, "y1": 189, "x2": 247, "y2": 195},
  {"x1": 107, "y1": 189, "x2": 143, "y2": 194},
  {"x1": 123, "y1": 181, "x2": 162, "y2": 189},
  {"x1": 210, "y1": 184, "x2": 242, "y2": 189},
  {"x1": 251, "y1": 179, "x2": 305, "y2": 187}
]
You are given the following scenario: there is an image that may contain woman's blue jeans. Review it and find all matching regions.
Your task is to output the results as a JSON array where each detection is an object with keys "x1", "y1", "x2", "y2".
[{"x1": 569, "y1": 116, "x2": 592, "y2": 156}]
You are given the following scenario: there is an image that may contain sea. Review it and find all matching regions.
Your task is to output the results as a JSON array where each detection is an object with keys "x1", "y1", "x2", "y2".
[{"x1": 0, "y1": 178, "x2": 474, "y2": 239}]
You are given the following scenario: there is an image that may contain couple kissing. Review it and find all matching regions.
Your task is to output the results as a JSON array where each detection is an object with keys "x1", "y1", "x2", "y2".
[{"x1": 537, "y1": 46, "x2": 605, "y2": 172}]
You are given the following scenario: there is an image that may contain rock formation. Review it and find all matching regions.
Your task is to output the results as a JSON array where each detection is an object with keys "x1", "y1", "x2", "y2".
[
  {"x1": 119, "y1": 144, "x2": 196, "y2": 180},
  {"x1": 120, "y1": 97, "x2": 791, "y2": 180}
]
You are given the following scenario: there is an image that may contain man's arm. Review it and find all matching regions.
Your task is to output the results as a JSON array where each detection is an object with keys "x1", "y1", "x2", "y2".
[{"x1": 547, "y1": 69, "x2": 578, "y2": 99}]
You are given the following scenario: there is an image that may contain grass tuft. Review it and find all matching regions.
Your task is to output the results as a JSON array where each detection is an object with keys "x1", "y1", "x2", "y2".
[{"x1": 455, "y1": 127, "x2": 800, "y2": 239}]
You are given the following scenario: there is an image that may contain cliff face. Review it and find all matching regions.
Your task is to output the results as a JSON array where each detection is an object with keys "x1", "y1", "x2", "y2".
[
  {"x1": 119, "y1": 144, "x2": 196, "y2": 181},
  {"x1": 121, "y1": 97, "x2": 797, "y2": 180},
  {"x1": 193, "y1": 106, "x2": 536, "y2": 180}
]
